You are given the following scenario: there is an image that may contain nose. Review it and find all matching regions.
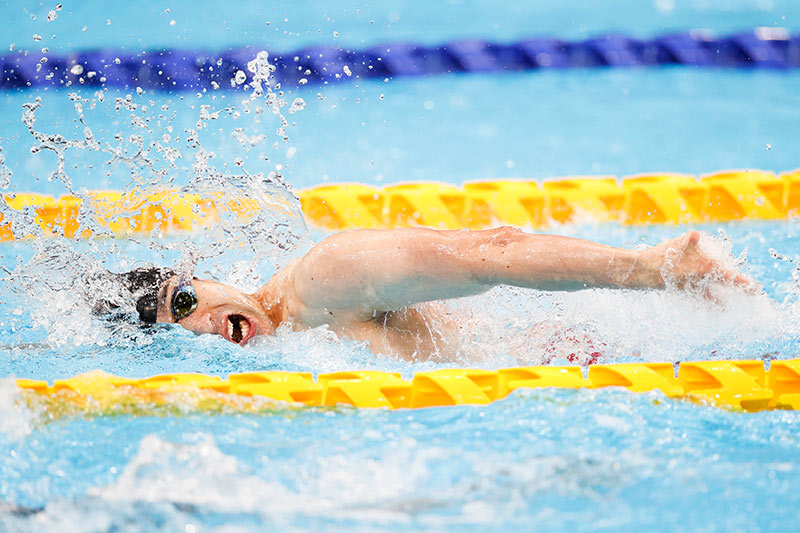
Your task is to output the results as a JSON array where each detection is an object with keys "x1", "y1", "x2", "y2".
[{"x1": 174, "y1": 303, "x2": 216, "y2": 335}]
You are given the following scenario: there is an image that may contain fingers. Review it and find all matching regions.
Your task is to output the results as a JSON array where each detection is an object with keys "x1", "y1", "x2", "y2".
[
  {"x1": 733, "y1": 272, "x2": 761, "y2": 294},
  {"x1": 658, "y1": 231, "x2": 760, "y2": 296},
  {"x1": 717, "y1": 267, "x2": 759, "y2": 291},
  {"x1": 703, "y1": 285, "x2": 722, "y2": 304},
  {"x1": 684, "y1": 230, "x2": 701, "y2": 248},
  {"x1": 681, "y1": 231, "x2": 760, "y2": 294}
]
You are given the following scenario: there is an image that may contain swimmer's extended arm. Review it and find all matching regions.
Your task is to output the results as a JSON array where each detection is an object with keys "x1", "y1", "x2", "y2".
[{"x1": 288, "y1": 227, "x2": 750, "y2": 322}]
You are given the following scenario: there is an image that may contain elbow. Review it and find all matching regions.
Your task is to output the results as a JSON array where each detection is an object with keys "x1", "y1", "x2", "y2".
[{"x1": 476, "y1": 226, "x2": 527, "y2": 283}]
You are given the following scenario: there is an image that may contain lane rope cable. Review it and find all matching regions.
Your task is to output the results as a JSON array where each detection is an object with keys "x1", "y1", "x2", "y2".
[{"x1": 2, "y1": 28, "x2": 798, "y2": 91}]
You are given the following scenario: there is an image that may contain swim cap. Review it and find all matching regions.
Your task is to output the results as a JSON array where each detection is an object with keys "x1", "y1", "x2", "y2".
[{"x1": 93, "y1": 267, "x2": 175, "y2": 324}]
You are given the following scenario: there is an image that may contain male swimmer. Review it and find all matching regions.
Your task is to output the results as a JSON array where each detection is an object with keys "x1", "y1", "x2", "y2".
[{"x1": 106, "y1": 227, "x2": 753, "y2": 361}]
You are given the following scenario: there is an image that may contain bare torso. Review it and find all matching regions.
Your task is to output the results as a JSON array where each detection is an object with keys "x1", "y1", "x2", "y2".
[
  {"x1": 257, "y1": 263, "x2": 464, "y2": 361},
  {"x1": 331, "y1": 304, "x2": 464, "y2": 361}
]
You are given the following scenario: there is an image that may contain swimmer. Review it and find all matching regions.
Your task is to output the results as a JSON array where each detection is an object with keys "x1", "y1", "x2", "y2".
[{"x1": 105, "y1": 227, "x2": 753, "y2": 361}]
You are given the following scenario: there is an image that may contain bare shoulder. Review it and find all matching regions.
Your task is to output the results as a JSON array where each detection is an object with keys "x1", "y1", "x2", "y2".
[
  {"x1": 254, "y1": 259, "x2": 309, "y2": 325},
  {"x1": 264, "y1": 227, "x2": 511, "y2": 328}
]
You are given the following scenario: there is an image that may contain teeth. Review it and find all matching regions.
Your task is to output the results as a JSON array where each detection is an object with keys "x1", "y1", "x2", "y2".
[{"x1": 226, "y1": 315, "x2": 250, "y2": 344}]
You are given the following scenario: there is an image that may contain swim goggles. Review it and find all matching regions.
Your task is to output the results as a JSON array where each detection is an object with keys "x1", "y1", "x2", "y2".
[
  {"x1": 135, "y1": 281, "x2": 198, "y2": 324},
  {"x1": 170, "y1": 282, "x2": 198, "y2": 322}
]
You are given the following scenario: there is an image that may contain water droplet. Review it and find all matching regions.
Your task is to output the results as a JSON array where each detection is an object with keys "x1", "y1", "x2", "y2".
[
  {"x1": 56, "y1": 3, "x2": 62, "y2": 10},
  {"x1": 299, "y1": 78, "x2": 308, "y2": 85},
  {"x1": 234, "y1": 70, "x2": 247, "y2": 84},
  {"x1": 8, "y1": 43, "x2": 15, "y2": 52},
  {"x1": 32, "y1": 34, "x2": 42, "y2": 42},
  {"x1": 114, "y1": 57, "x2": 121, "y2": 64},
  {"x1": 343, "y1": 65, "x2": 352, "y2": 77},
  {"x1": 70, "y1": 64, "x2": 84, "y2": 75},
  {"x1": 286, "y1": 146, "x2": 296, "y2": 159},
  {"x1": 288, "y1": 98, "x2": 305, "y2": 113},
  {"x1": 41, "y1": 47, "x2": 49, "y2": 54},
  {"x1": 169, "y1": 19, "x2": 176, "y2": 26},
  {"x1": 333, "y1": 31, "x2": 339, "y2": 37},
  {"x1": 47, "y1": 10, "x2": 57, "y2": 21}
]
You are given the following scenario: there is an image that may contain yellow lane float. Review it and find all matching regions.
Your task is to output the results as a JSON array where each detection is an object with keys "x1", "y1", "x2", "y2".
[
  {"x1": 15, "y1": 358, "x2": 800, "y2": 416},
  {"x1": 1, "y1": 168, "x2": 798, "y2": 240}
]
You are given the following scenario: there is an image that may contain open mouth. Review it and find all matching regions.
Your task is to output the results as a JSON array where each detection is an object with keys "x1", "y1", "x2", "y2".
[{"x1": 227, "y1": 314, "x2": 251, "y2": 344}]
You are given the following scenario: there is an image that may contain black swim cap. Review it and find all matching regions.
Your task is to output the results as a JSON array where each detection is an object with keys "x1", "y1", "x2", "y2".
[{"x1": 93, "y1": 267, "x2": 175, "y2": 324}]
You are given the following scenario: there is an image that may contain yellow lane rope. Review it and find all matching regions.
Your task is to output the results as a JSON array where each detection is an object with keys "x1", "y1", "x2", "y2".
[
  {"x1": 1, "y1": 168, "x2": 798, "y2": 239},
  {"x1": 15, "y1": 358, "x2": 800, "y2": 416}
]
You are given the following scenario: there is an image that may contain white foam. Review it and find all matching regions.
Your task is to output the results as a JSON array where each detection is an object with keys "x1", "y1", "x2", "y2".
[
  {"x1": 439, "y1": 277, "x2": 783, "y2": 364},
  {"x1": 92, "y1": 434, "x2": 315, "y2": 513},
  {"x1": 247, "y1": 323, "x2": 386, "y2": 372},
  {"x1": 0, "y1": 377, "x2": 34, "y2": 441},
  {"x1": 91, "y1": 433, "x2": 446, "y2": 522}
]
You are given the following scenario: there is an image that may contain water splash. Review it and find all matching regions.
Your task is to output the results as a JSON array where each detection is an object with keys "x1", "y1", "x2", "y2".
[
  {"x1": 419, "y1": 229, "x2": 790, "y2": 365},
  {"x1": 90, "y1": 434, "x2": 310, "y2": 512},
  {"x1": 0, "y1": 50, "x2": 311, "y2": 347},
  {"x1": 88, "y1": 432, "x2": 445, "y2": 522},
  {"x1": 0, "y1": 378, "x2": 34, "y2": 441},
  {"x1": 0, "y1": 141, "x2": 11, "y2": 189}
]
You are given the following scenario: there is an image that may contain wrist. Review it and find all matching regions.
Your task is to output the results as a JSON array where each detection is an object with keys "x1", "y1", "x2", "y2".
[{"x1": 627, "y1": 248, "x2": 664, "y2": 289}]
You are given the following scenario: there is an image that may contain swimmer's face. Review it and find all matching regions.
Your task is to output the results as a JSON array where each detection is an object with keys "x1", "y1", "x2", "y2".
[{"x1": 156, "y1": 277, "x2": 273, "y2": 345}]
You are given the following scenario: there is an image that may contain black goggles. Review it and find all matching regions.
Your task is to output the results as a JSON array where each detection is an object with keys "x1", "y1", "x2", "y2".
[
  {"x1": 170, "y1": 282, "x2": 198, "y2": 322},
  {"x1": 136, "y1": 281, "x2": 198, "y2": 324}
]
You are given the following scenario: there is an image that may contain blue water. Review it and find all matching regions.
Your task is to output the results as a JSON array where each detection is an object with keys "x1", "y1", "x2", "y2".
[
  {"x1": 2, "y1": 69, "x2": 800, "y2": 196},
  {"x1": 2, "y1": 0, "x2": 799, "y2": 52},
  {"x1": 3, "y1": 1, "x2": 800, "y2": 531},
  {"x1": 4, "y1": 389, "x2": 800, "y2": 531},
  {"x1": 2, "y1": 220, "x2": 800, "y2": 531}
]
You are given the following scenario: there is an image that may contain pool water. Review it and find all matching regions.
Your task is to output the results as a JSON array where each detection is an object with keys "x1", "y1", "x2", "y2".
[
  {"x1": 2, "y1": 220, "x2": 800, "y2": 531},
  {"x1": 2, "y1": 0, "x2": 800, "y2": 531},
  {"x1": 3, "y1": 69, "x2": 800, "y2": 195}
]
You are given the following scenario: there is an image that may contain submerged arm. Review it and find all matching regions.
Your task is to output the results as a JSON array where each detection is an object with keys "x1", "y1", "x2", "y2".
[{"x1": 288, "y1": 227, "x2": 751, "y2": 323}]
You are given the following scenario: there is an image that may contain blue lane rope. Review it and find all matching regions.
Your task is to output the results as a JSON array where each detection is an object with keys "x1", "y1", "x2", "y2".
[{"x1": 2, "y1": 28, "x2": 798, "y2": 91}]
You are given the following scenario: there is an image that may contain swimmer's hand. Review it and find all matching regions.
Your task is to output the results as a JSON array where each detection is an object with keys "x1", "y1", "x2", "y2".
[{"x1": 637, "y1": 231, "x2": 758, "y2": 294}]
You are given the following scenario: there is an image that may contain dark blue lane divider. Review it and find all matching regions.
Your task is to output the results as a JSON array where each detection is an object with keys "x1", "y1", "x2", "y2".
[{"x1": 2, "y1": 28, "x2": 798, "y2": 91}]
